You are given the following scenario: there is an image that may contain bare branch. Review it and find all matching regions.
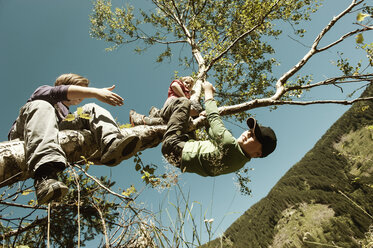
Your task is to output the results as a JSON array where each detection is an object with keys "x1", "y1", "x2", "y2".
[
  {"x1": 0, "y1": 200, "x2": 47, "y2": 210},
  {"x1": 71, "y1": 164, "x2": 132, "y2": 202},
  {"x1": 138, "y1": 37, "x2": 187, "y2": 45},
  {"x1": 286, "y1": 74, "x2": 373, "y2": 92},
  {"x1": 273, "y1": 0, "x2": 363, "y2": 100},
  {"x1": 272, "y1": 97, "x2": 373, "y2": 106},
  {"x1": 0, "y1": 217, "x2": 47, "y2": 240},
  {"x1": 91, "y1": 201, "x2": 110, "y2": 248},
  {"x1": 318, "y1": 26, "x2": 373, "y2": 52},
  {"x1": 191, "y1": 95, "x2": 373, "y2": 128}
]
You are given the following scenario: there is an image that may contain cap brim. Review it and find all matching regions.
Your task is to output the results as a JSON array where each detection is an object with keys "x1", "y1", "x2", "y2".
[{"x1": 246, "y1": 117, "x2": 264, "y2": 144}]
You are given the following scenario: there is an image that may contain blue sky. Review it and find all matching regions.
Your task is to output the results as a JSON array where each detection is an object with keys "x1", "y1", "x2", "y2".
[{"x1": 0, "y1": 0, "x2": 371, "y2": 245}]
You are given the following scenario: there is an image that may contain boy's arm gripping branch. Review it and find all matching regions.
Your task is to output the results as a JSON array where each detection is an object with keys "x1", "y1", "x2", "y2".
[{"x1": 202, "y1": 82, "x2": 234, "y2": 143}]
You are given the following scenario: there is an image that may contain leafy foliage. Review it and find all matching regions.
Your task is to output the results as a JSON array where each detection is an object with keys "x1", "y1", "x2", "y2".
[{"x1": 90, "y1": 0, "x2": 327, "y2": 121}]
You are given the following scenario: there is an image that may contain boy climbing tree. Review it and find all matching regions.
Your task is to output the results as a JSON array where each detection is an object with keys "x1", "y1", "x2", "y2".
[
  {"x1": 8, "y1": 73, "x2": 141, "y2": 204},
  {"x1": 133, "y1": 81, "x2": 277, "y2": 176}
]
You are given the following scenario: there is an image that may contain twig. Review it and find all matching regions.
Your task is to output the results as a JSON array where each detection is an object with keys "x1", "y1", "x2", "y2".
[
  {"x1": 0, "y1": 200, "x2": 47, "y2": 210},
  {"x1": 47, "y1": 203, "x2": 51, "y2": 248},
  {"x1": 70, "y1": 166, "x2": 81, "y2": 248},
  {"x1": 274, "y1": 0, "x2": 363, "y2": 99},
  {"x1": 91, "y1": 201, "x2": 110, "y2": 248},
  {"x1": 0, "y1": 217, "x2": 47, "y2": 240},
  {"x1": 72, "y1": 164, "x2": 132, "y2": 202},
  {"x1": 71, "y1": 164, "x2": 140, "y2": 218}
]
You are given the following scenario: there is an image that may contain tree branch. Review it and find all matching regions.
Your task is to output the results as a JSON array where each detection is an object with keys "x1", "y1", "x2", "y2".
[
  {"x1": 273, "y1": 0, "x2": 363, "y2": 100},
  {"x1": 0, "y1": 217, "x2": 47, "y2": 240},
  {"x1": 286, "y1": 74, "x2": 373, "y2": 92},
  {"x1": 318, "y1": 26, "x2": 373, "y2": 52},
  {"x1": 0, "y1": 200, "x2": 47, "y2": 210},
  {"x1": 191, "y1": 95, "x2": 373, "y2": 126}
]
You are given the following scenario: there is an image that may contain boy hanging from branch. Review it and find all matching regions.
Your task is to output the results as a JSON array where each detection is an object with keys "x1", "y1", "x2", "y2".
[
  {"x1": 8, "y1": 73, "x2": 141, "y2": 204},
  {"x1": 132, "y1": 80, "x2": 277, "y2": 176}
]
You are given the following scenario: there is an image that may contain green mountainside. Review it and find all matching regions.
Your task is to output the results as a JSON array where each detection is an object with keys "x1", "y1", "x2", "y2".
[{"x1": 203, "y1": 84, "x2": 373, "y2": 248}]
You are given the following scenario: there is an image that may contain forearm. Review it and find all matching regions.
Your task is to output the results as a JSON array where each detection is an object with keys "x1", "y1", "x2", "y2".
[
  {"x1": 66, "y1": 85, "x2": 100, "y2": 100},
  {"x1": 171, "y1": 84, "x2": 186, "y2": 97},
  {"x1": 66, "y1": 85, "x2": 124, "y2": 106},
  {"x1": 204, "y1": 89, "x2": 214, "y2": 101}
]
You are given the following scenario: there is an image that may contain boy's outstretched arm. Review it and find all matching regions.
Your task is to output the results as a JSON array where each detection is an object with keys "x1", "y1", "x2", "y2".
[{"x1": 67, "y1": 85, "x2": 124, "y2": 106}]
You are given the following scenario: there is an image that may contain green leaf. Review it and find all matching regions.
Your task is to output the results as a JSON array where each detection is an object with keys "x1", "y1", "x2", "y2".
[
  {"x1": 77, "y1": 107, "x2": 83, "y2": 116},
  {"x1": 64, "y1": 114, "x2": 76, "y2": 122},
  {"x1": 356, "y1": 33, "x2": 364, "y2": 44},
  {"x1": 122, "y1": 185, "x2": 136, "y2": 196},
  {"x1": 22, "y1": 189, "x2": 33, "y2": 196},
  {"x1": 356, "y1": 13, "x2": 370, "y2": 22},
  {"x1": 79, "y1": 113, "x2": 91, "y2": 120}
]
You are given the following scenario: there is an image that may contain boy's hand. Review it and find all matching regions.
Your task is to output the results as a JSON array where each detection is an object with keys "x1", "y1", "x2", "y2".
[
  {"x1": 96, "y1": 85, "x2": 124, "y2": 106},
  {"x1": 202, "y1": 81, "x2": 215, "y2": 101}
]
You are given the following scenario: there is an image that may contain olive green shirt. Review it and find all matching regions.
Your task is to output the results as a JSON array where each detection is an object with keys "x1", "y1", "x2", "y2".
[{"x1": 181, "y1": 99, "x2": 250, "y2": 176}]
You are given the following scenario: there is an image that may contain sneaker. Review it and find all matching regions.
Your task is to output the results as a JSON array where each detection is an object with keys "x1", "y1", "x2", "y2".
[
  {"x1": 129, "y1": 110, "x2": 145, "y2": 126},
  {"x1": 34, "y1": 178, "x2": 68, "y2": 205},
  {"x1": 101, "y1": 134, "x2": 141, "y2": 166},
  {"x1": 149, "y1": 106, "x2": 161, "y2": 118}
]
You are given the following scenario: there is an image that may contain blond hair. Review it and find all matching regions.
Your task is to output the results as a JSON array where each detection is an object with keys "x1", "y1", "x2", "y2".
[
  {"x1": 180, "y1": 76, "x2": 195, "y2": 86},
  {"x1": 54, "y1": 73, "x2": 90, "y2": 87}
]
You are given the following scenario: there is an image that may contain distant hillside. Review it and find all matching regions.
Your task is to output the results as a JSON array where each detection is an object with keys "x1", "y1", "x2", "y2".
[{"x1": 203, "y1": 84, "x2": 373, "y2": 248}]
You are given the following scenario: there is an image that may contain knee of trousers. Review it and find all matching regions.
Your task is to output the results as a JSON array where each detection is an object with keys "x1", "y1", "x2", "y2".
[
  {"x1": 176, "y1": 97, "x2": 191, "y2": 108},
  {"x1": 26, "y1": 100, "x2": 55, "y2": 112},
  {"x1": 81, "y1": 103, "x2": 100, "y2": 111}
]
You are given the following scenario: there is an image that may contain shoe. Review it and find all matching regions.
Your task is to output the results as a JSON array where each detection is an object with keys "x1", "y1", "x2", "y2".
[
  {"x1": 101, "y1": 134, "x2": 141, "y2": 166},
  {"x1": 149, "y1": 106, "x2": 161, "y2": 118},
  {"x1": 34, "y1": 178, "x2": 68, "y2": 205},
  {"x1": 129, "y1": 110, "x2": 146, "y2": 126},
  {"x1": 130, "y1": 110, "x2": 165, "y2": 126}
]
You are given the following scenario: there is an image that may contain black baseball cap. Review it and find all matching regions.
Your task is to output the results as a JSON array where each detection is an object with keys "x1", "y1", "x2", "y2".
[{"x1": 246, "y1": 117, "x2": 277, "y2": 158}]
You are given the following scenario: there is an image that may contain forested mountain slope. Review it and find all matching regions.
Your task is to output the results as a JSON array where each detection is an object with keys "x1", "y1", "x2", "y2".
[{"x1": 203, "y1": 84, "x2": 373, "y2": 248}]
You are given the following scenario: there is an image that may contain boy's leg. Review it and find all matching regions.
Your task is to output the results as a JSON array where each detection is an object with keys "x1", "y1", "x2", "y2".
[
  {"x1": 160, "y1": 97, "x2": 191, "y2": 166},
  {"x1": 59, "y1": 103, "x2": 141, "y2": 166},
  {"x1": 129, "y1": 110, "x2": 164, "y2": 126},
  {"x1": 15, "y1": 100, "x2": 68, "y2": 204}
]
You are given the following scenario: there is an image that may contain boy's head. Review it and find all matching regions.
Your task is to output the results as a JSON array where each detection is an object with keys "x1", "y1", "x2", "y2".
[
  {"x1": 55, "y1": 73, "x2": 90, "y2": 87},
  {"x1": 180, "y1": 76, "x2": 195, "y2": 90},
  {"x1": 237, "y1": 117, "x2": 277, "y2": 158}
]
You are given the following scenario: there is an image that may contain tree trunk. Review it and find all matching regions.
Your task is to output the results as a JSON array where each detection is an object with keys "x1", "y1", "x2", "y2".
[{"x1": 0, "y1": 125, "x2": 166, "y2": 188}]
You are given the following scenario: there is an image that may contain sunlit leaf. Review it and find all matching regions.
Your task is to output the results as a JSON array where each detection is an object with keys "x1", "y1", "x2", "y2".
[
  {"x1": 22, "y1": 189, "x2": 33, "y2": 196},
  {"x1": 356, "y1": 33, "x2": 364, "y2": 44},
  {"x1": 120, "y1": 123, "x2": 132, "y2": 129},
  {"x1": 64, "y1": 114, "x2": 76, "y2": 122},
  {"x1": 77, "y1": 107, "x2": 83, "y2": 116},
  {"x1": 356, "y1": 12, "x2": 370, "y2": 22},
  {"x1": 122, "y1": 185, "x2": 136, "y2": 196},
  {"x1": 79, "y1": 113, "x2": 91, "y2": 120}
]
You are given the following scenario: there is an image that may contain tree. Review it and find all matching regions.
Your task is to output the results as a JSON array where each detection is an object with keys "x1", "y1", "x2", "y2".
[
  {"x1": 1, "y1": 0, "x2": 372, "y2": 246},
  {"x1": 90, "y1": 0, "x2": 373, "y2": 119}
]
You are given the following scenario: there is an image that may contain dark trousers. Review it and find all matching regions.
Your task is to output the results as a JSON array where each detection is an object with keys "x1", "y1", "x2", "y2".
[{"x1": 160, "y1": 97, "x2": 191, "y2": 166}]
